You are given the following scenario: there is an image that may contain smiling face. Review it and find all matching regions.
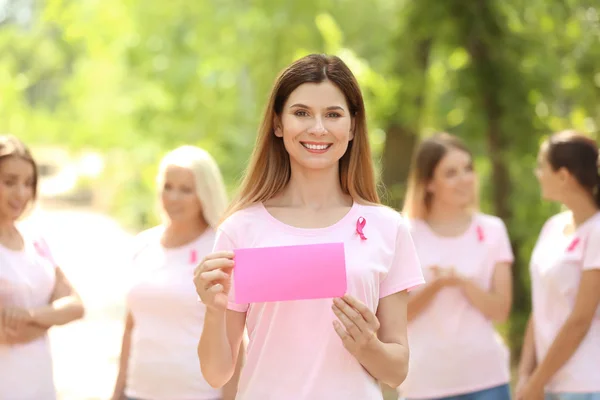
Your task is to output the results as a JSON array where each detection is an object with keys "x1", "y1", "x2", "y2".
[
  {"x1": 159, "y1": 164, "x2": 203, "y2": 224},
  {"x1": 428, "y1": 148, "x2": 476, "y2": 209},
  {"x1": 274, "y1": 81, "x2": 354, "y2": 172},
  {"x1": 0, "y1": 156, "x2": 36, "y2": 223},
  {"x1": 535, "y1": 144, "x2": 566, "y2": 202}
]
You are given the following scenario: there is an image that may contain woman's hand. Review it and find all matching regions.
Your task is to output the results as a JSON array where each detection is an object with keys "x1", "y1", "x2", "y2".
[
  {"x1": 516, "y1": 376, "x2": 544, "y2": 400},
  {"x1": 193, "y1": 251, "x2": 235, "y2": 312},
  {"x1": 1, "y1": 307, "x2": 33, "y2": 334},
  {"x1": 332, "y1": 294, "x2": 380, "y2": 357}
]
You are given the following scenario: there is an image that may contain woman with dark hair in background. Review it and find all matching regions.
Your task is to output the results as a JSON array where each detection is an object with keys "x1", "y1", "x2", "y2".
[
  {"x1": 0, "y1": 134, "x2": 85, "y2": 400},
  {"x1": 517, "y1": 131, "x2": 600, "y2": 400},
  {"x1": 400, "y1": 133, "x2": 514, "y2": 400}
]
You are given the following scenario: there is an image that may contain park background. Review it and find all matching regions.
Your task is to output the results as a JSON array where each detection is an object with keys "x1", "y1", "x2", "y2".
[{"x1": 1, "y1": 0, "x2": 599, "y2": 398}]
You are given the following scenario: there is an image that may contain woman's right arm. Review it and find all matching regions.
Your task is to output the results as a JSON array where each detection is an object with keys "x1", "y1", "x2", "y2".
[
  {"x1": 194, "y1": 251, "x2": 246, "y2": 389},
  {"x1": 111, "y1": 312, "x2": 135, "y2": 400},
  {"x1": 199, "y1": 309, "x2": 246, "y2": 389},
  {"x1": 516, "y1": 315, "x2": 537, "y2": 388}
]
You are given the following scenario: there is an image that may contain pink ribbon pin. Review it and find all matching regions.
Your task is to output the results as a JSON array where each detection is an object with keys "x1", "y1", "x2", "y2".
[
  {"x1": 356, "y1": 217, "x2": 367, "y2": 240},
  {"x1": 190, "y1": 249, "x2": 198, "y2": 264},
  {"x1": 566, "y1": 237, "x2": 580, "y2": 252},
  {"x1": 476, "y1": 226, "x2": 485, "y2": 242}
]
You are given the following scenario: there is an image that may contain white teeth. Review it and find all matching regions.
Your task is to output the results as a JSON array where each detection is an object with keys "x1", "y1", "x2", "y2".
[{"x1": 302, "y1": 143, "x2": 330, "y2": 150}]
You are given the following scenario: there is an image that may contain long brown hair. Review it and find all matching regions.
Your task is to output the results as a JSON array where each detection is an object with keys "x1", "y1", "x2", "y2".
[
  {"x1": 544, "y1": 130, "x2": 600, "y2": 208},
  {"x1": 223, "y1": 54, "x2": 379, "y2": 221},
  {"x1": 0, "y1": 135, "x2": 38, "y2": 200},
  {"x1": 402, "y1": 132, "x2": 477, "y2": 219}
]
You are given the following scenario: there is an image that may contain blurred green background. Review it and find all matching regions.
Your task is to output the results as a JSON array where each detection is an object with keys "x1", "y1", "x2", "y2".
[{"x1": 2, "y1": 0, "x2": 599, "y2": 364}]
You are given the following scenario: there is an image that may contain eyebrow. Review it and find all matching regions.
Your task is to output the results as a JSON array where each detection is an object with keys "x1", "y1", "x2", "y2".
[{"x1": 289, "y1": 103, "x2": 346, "y2": 112}]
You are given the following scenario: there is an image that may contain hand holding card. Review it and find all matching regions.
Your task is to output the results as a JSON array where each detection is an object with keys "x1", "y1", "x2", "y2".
[{"x1": 233, "y1": 243, "x2": 347, "y2": 303}]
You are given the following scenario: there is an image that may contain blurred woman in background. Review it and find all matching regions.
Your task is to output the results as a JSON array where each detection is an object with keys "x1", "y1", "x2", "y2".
[
  {"x1": 0, "y1": 134, "x2": 85, "y2": 400},
  {"x1": 400, "y1": 133, "x2": 514, "y2": 400},
  {"x1": 516, "y1": 131, "x2": 600, "y2": 400},
  {"x1": 111, "y1": 145, "x2": 242, "y2": 400}
]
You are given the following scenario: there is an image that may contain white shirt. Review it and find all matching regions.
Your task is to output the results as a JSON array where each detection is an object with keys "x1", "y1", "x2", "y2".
[
  {"x1": 125, "y1": 226, "x2": 221, "y2": 400},
  {"x1": 0, "y1": 231, "x2": 57, "y2": 400}
]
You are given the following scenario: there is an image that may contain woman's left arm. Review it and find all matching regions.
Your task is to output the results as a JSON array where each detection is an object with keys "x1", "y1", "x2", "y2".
[
  {"x1": 458, "y1": 261, "x2": 513, "y2": 322},
  {"x1": 332, "y1": 292, "x2": 409, "y2": 388},
  {"x1": 521, "y1": 268, "x2": 600, "y2": 397},
  {"x1": 30, "y1": 266, "x2": 85, "y2": 328}
]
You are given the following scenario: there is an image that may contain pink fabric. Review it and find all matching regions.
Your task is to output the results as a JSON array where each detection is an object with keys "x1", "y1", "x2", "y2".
[
  {"x1": 214, "y1": 203, "x2": 424, "y2": 400},
  {"x1": 400, "y1": 214, "x2": 514, "y2": 399},
  {"x1": 0, "y1": 231, "x2": 57, "y2": 400},
  {"x1": 530, "y1": 211, "x2": 600, "y2": 393},
  {"x1": 125, "y1": 227, "x2": 221, "y2": 400}
]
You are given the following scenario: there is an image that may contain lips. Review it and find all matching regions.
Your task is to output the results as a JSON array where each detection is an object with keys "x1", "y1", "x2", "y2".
[{"x1": 300, "y1": 142, "x2": 333, "y2": 152}]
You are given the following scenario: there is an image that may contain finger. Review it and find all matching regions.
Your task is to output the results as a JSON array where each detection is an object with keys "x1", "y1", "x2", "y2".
[
  {"x1": 201, "y1": 251, "x2": 235, "y2": 263},
  {"x1": 332, "y1": 320, "x2": 354, "y2": 346},
  {"x1": 201, "y1": 258, "x2": 235, "y2": 273},
  {"x1": 340, "y1": 295, "x2": 379, "y2": 328},
  {"x1": 200, "y1": 270, "x2": 230, "y2": 284},
  {"x1": 333, "y1": 298, "x2": 370, "y2": 333},
  {"x1": 332, "y1": 304, "x2": 362, "y2": 340}
]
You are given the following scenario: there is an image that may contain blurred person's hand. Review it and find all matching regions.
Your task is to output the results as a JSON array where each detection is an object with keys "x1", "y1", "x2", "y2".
[{"x1": 1, "y1": 306, "x2": 33, "y2": 334}]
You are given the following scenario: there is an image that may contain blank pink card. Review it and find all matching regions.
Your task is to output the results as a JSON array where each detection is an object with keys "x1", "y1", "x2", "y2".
[{"x1": 233, "y1": 243, "x2": 347, "y2": 304}]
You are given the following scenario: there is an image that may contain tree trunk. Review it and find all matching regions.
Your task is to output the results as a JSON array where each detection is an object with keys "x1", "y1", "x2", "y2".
[{"x1": 381, "y1": 39, "x2": 431, "y2": 209}]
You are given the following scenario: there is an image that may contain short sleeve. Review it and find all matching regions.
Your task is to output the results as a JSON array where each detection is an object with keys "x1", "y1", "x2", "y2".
[
  {"x1": 213, "y1": 228, "x2": 249, "y2": 312},
  {"x1": 379, "y1": 216, "x2": 425, "y2": 298},
  {"x1": 493, "y1": 219, "x2": 514, "y2": 265},
  {"x1": 583, "y1": 223, "x2": 600, "y2": 271}
]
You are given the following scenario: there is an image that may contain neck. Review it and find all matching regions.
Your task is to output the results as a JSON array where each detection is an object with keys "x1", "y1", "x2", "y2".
[
  {"x1": 0, "y1": 217, "x2": 18, "y2": 240},
  {"x1": 163, "y1": 218, "x2": 208, "y2": 239},
  {"x1": 426, "y1": 201, "x2": 473, "y2": 226},
  {"x1": 563, "y1": 190, "x2": 598, "y2": 228},
  {"x1": 279, "y1": 165, "x2": 351, "y2": 209}
]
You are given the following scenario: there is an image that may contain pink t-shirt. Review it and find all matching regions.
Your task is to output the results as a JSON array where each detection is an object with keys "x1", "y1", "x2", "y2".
[
  {"x1": 530, "y1": 211, "x2": 600, "y2": 393},
  {"x1": 214, "y1": 202, "x2": 424, "y2": 400},
  {"x1": 0, "y1": 230, "x2": 57, "y2": 400},
  {"x1": 400, "y1": 214, "x2": 514, "y2": 399},
  {"x1": 125, "y1": 226, "x2": 221, "y2": 400}
]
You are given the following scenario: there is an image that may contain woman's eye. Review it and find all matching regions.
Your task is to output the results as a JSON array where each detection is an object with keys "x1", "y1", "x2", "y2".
[{"x1": 294, "y1": 110, "x2": 308, "y2": 117}]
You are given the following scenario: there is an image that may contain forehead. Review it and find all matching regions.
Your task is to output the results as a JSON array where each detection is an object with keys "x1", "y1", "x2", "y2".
[
  {"x1": 285, "y1": 81, "x2": 348, "y2": 109},
  {"x1": 437, "y1": 148, "x2": 471, "y2": 169},
  {"x1": 162, "y1": 164, "x2": 195, "y2": 182},
  {"x1": 0, "y1": 156, "x2": 35, "y2": 177}
]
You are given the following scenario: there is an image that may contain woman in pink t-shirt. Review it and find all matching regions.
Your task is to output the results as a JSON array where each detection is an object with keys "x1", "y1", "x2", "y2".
[
  {"x1": 192, "y1": 54, "x2": 425, "y2": 400},
  {"x1": 0, "y1": 135, "x2": 85, "y2": 400},
  {"x1": 111, "y1": 146, "x2": 242, "y2": 400},
  {"x1": 400, "y1": 133, "x2": 514, "y2": 400},
  {"x1": 516, "y1": 131, "x2": 600, "y2": 400}
]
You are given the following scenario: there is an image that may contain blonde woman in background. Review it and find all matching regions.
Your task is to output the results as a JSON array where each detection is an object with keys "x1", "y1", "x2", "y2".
[
  {"x1": 111, "y1": 146, "x2": 243, "y2": 400},
  {"x1": 400, "y1": 133, "x2": 514, "y2": 400}
]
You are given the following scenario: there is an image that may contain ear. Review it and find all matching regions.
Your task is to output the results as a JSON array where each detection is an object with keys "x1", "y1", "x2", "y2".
[
  {"x1": 557, "y1": 167, "x2": 571, "y2": 184},
  {"x1": 273, "y1": 115, "x2": 283, "y2": 138}
]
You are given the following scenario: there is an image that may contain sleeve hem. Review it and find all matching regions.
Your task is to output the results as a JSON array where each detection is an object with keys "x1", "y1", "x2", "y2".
[
  {"x1": 379, "y1": 278, "x2": 426, "y2": 299},
  {"x1": 227, "y1": 301, "x2": 249, "y2": 313}
]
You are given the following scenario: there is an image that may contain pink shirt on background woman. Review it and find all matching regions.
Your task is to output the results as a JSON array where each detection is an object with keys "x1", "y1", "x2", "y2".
[
  {"x1": 530, "y1": 211, "x2": 600, "y2": 393},
  {"x1": 400, "y1": 213, "x2": 514, "y2": 399},
  {"x1": 125, "y1": 227, "x2": 221, "y2": 400},
  {"x1": 216, "y1": 203, "x2": 424, "y2": 400},
  {"x1": 0, "y1": 230, "x2": 57, "y2": 400}
]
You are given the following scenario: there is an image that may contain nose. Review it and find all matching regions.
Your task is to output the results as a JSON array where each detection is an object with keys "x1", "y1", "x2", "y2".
[{"x1": 307, "y1": 117, "x2": 327, "y2": 135}]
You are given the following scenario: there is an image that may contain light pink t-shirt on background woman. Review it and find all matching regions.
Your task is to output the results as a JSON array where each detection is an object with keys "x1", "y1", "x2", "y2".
[
  {"x1": 0, "y1": 230, "x2": 57, "y2": 400},
  {"x1": 399, "y1": 214, "x2": 514, "y2": 399},
  {"x1": 125, "y1": 227, "x2": 221, "y2": 400},
  {"x1": 215, "y1": 202, "x2": 424, "y2": 400},
  {"x1": 530, "y1": 211, "x2": 600, "y2": 393}
]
